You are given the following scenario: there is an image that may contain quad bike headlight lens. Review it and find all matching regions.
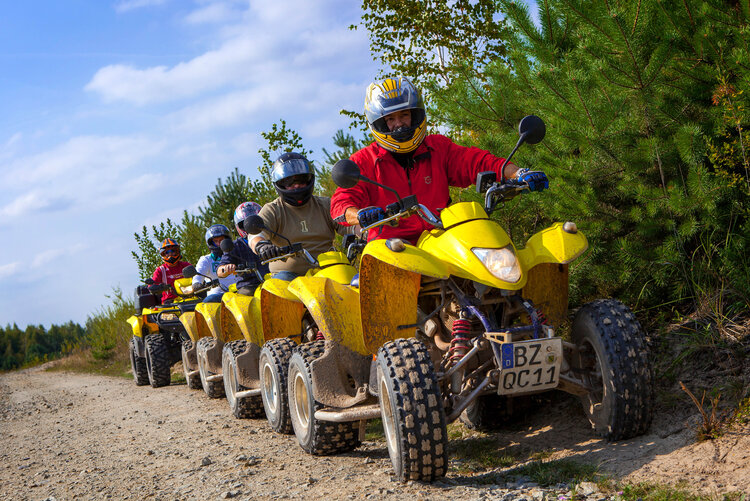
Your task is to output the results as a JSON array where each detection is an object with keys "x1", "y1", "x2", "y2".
[
  {"x1": 472, "y1": 246, "x2": 521, "y2": 283},
  {"x1": 160, "y1": 313, "x2": 178, "y2": 321}
]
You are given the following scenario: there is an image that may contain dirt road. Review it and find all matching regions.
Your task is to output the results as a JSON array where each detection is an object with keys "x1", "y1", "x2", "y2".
[{"x1": 1, "y1": 366, "x2": 747, "y2": 500}]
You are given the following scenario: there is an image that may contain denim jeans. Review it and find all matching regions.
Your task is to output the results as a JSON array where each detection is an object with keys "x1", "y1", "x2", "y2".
[
  {"x1": 272, "y1": 271, "x2": 299, "y2": 282},
  {"x1": 203, "y1": 292, "x2": 224, "y2": 303}
]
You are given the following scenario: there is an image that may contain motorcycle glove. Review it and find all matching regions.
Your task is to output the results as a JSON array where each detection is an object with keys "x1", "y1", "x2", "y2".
[
  {"x1": 516, "y1": 169, "x2": 549, "y2": 192},
  {"x1": 255, "y1": 240, "x2": 284, "y2": 261},
  {"x1": 357, "y1": 206, "x2": 386, "y2": 228}
]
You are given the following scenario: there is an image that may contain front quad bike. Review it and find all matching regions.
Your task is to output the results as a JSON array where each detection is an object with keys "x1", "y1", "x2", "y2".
[
  {"x1": 222, "y1": 217, "x2": 358, "y2": 431},
  {"x1": 126, "y1": 271, "x2": 210, "y2": 388},
  {"x1": 311, "y1": 115, "x2": 653, "y2": 481}
]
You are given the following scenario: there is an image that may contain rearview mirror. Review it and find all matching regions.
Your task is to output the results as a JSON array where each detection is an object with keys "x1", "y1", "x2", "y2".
[
  {"x1": 243, "y1": 215, "x2": 266, "y2": 236},
  {"x1": 518, "y1": 115, "x2": 546, "y2": 145},
  {"x1": 332, "y1": 159, "x2": 361, "y2": 189},
  {"x1": 182, "y1": 265, "x2": 197, "y2": 279},
  {"x1": 220, "y1": 238, "x2": 235, "y2": 253}
]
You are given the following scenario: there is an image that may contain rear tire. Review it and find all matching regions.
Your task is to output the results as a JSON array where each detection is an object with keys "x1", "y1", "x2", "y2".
[
  {"x1": 377, "y1": 338, "x2": 447, "y2": 482},
  {"x1": 259, "y1": 338, "x2": 297, "y2": 434},
  {"x1": 571, "y1": 299, "x2": 653, "y2": 440},
  {"x1": 197, "y1": 337, "x2": 224, "y2": 398},
  {"x1": 223, "y1": 340, "x2": 264, "y2": 419},
  {"x1": 130, "y1": 337, "x2": 149, "y2": 386},
  {"x1": 181, "y1": 340, "x2": 201, "y2": 390},
  {"x1": 144, "y1": 333, "x2": 171, "y2": 388},
  {"x1": 288, "y1": 341, "x2": 361, "y2": 455}
]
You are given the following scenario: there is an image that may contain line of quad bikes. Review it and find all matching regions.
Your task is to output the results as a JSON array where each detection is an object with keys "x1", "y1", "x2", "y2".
[{"x1": 126, "y1": 117, "x2": 653, "y2": 482}]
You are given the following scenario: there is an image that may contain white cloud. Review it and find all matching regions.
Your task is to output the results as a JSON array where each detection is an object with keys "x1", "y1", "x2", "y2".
[
  {"x1": 0, "y1": 191, "x2": 72, "y2": 219},
  {"x1": 184, "y1": 1, "x2": 238, "y2": 25},
  {"x1": 0, "y1": 261, "x2": 21, "y2": 279},
  {"x1": 2, "y1": 135, "x2": 165, "y2": 188},
  {"x1": 115, "y1": 0, "x2": 169, "y2": 13}
]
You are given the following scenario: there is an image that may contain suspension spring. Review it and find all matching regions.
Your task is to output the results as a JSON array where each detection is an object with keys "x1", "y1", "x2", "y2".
[
  {"x1": 448, "y1": 317, "x2": 472, "y2": 366},
  {"x1": 315, "y1": 330, "x2": 325, "y2": 341}
]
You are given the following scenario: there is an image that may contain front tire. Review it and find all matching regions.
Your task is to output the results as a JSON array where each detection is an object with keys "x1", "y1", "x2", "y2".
[
  {"x1": 288, "y1": 341, "x2": 361, "y2": 455},
  {"x1": 259, "y1": 338, "x2": 297, "y2": 434},
  {"x1": 571, "y1": 299, "x2": 653, "y2": 440},
  {"x1": 197, "y1": 337, "x2": 224, "y2": 398},
  {"x1": 377, "y1": 338, "x2": 447, "y2": 482},
  {"x1": 223, "y1": 340, "x2": 264, "y2": 419},
  {"x1": 144, "y1": 333, "x2": 171, "y2": 388},
  {"x1": 130, "y1": 337, "x2": 149, "y2": 386},
  {"x1": 181, "y1": 340, "x2": 201, "y2": 390}
]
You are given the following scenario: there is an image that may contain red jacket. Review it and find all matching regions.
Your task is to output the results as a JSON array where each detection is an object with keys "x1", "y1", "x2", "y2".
[
  {"x1": 330, "y1": 134, "x2": 507, "y2": 244},
  {"x1": 151, "y1": 261, "x2": 191, "y2": 303}
]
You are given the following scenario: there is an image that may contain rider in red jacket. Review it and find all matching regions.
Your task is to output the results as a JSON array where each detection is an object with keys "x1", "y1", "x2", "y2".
[{"x1": 331, "y1": 77, "x2": 549, "y2": 245}]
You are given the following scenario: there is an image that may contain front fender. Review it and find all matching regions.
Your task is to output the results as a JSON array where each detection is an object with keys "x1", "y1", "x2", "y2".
[
  {"x1": 127, "y1": 315, "x2": 143, "y2": 338},
  {"x1": 517, "y1": 222, "x2": 589, "y2": 270},
  {"x1": 220, "y1": 290, "x2": 263, "y2": 346},
  {"x1": 178, "y1": 311, "x2": 200, "y2": 343},
  {"x1": 362, "y1": 239, "x2": 449, "y2": 279},
  {"x1": 260, "y1": 285, "x2": 305, "y2": 344},
  {"x1": 195, "y1": 302, "x2": 223, "y2": 341},
  {"x1": 287, "y1": 276, "x2": 366, "y2": 355}
]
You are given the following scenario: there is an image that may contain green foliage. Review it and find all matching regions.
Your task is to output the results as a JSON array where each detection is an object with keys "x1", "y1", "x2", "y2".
[
  {"x1": 0, "y1": 321, "x2": 86, "y2": 371},
  {"x1": 83, "y1": 287, "x2": 134, "y2": 362}
]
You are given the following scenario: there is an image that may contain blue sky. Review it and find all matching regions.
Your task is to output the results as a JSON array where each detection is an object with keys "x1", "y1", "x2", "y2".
[{"x1": 0, "y1": 0, "x2": 383, "y2": 328}]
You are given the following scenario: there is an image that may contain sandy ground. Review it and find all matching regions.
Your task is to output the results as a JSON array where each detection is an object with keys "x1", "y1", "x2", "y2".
[{"x1": 1, "y1": 365, "x2": 747, "y2": 500}]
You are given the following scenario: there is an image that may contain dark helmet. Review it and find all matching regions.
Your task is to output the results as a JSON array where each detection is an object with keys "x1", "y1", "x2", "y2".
[
  {"x1": 205, "y1": 224, "x2": 231, "y2": 256},
  {"x1": 233, "y1": 201, "x2": 262, "y2": 238},
  {"x1": 271, "y1": 152, "x2": 315, "y2": 206},
  {"x1": 159, "y1": 237, "x2": 181, "y2": 265},
  {"x1": 364, "y1": 76, "x2": 427, "y2": 153}
]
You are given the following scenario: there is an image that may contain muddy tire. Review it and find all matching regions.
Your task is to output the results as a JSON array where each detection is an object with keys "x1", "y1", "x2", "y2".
[
  {"x1": 129, "y1": 337, "x2": 149, "y2": 386},
  {"x1": 181, "y1": 340, "x2": 201, "y2": 390},
  {"x1": 377, "y1": 337, "x2": 447, "y2": 482},
  {"x1": 259, "y1": 338, "x2": 297, "y2": 434},
  {"x1": 197, "y1": 337, "x2": 224, "y2": 398},
  {"x1": 144, "y1": 333, "x2": 171, "y2": 388},
  {"x1": 288, "y1": 341, "x2": 360, "y2": 455},
  {"x1": 571, "y1": 299, "x2": 653, "y2": 440},
  {"x1": 223, "y1": 340, "x2": 264, "y2": 419}
]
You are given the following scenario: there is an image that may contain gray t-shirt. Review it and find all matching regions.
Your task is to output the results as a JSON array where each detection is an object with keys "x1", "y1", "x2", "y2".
[{"x1": 259, "y1": 196, "x2": 353, "y2": 275}]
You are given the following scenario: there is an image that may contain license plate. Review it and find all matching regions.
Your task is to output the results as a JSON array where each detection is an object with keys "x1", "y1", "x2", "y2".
[{"x1": 497, "y1": 338, "x2": 562, "y2": 395}]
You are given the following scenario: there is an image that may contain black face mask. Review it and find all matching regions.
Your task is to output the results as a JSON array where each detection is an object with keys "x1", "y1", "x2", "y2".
[{"x1": 391, "y1": 126, "x2": 415, "y2": 142}]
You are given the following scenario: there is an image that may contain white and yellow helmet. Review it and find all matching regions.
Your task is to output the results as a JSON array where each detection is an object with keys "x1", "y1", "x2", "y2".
[{"x1": 364, "y1": 77, "x2": 427, "y2": 153}]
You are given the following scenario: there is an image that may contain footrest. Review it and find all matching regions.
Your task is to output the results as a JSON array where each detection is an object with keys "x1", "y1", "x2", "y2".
[
  {"x1": 206, "y1": 374, "x2": 223, "y2": 382},
  {"x1": 314, "y1": 403, "x2": 381, "y2": 423},
  {"x1": 234, "y1": 389, "x2": 262, "y2": 399}
]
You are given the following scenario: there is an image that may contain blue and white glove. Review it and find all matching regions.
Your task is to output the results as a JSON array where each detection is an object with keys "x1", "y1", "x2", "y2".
[
  {"x1": 357, "y1": 206, "x2": 386, "y2": 227},
  {"x1": 516, "y1": 169, "x2": 549, "y2": 192}
]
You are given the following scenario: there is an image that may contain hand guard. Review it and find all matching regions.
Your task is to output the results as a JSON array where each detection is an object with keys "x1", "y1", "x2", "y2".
[
  {"x1": 516, "y1": 169, "x2": 549, "y2": 192},
  {"x1": 255, "y1": 240, "x2": 284, "y2": 261},
  {"x1": 357, "y1": 206, "x2": 386, "y2": 228}
]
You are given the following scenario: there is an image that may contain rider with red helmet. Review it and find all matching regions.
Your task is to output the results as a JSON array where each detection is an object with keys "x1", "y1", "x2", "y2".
[{"x1": 150, "y1": 238, "x2": 192, "y2": 303}]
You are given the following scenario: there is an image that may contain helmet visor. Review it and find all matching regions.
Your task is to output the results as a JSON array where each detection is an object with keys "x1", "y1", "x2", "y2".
[{"x1": 271, "y1": 158, "x2": 312, "y2": 184}]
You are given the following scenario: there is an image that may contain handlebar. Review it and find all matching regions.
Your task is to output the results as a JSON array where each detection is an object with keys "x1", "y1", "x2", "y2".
[
  {"x1": 260, "y1": 242, "x2": 319, "y2": 268},
  {"x1": 484, "y1": 179, "x2": 528, "y2": 213}
]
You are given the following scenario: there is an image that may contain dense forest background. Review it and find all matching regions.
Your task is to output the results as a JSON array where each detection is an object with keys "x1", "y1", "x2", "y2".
[{"x1": 6, "y1": 0, "x2": 750, "y2": 373}]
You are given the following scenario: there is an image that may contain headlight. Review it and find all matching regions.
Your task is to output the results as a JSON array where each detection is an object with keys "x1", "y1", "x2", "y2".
[
  {"x1": 472, "y1": 246, "x2": 521, "y2": 283},
  {"x1": 160, "y1": 313, "x2": 178, "y2": 321}
]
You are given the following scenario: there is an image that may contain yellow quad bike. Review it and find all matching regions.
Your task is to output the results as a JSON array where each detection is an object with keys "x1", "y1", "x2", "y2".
[
  {"x1": 197, "y1": 235, "x2": 321, "y2": 420},
  {"x1": 126, "y1": 271, "x2": 213, "y2": 388},
  {"x1": 294, "y1": 115, "x2": 653, "y2": 482},
  {"x1": 178, "y1": 267, "x2": 231, "y2": 391},
  {"x1": 236, "y1": 216, "x2": 359, "y2": 437}
]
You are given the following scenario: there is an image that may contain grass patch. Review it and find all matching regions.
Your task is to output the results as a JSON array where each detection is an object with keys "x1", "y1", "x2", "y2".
[
  {"x1": 602, "y1": 480, "x2": 747, "y2": 500},
  {"x1": 514, "y1": 459, "x2": 598, "y2": 487},
  {"x1": 365, "y1": 418, "x2": 385, "y2": 441},
  {"x1": 47, "y1": 346, "x2": 132, "y2": 379}
]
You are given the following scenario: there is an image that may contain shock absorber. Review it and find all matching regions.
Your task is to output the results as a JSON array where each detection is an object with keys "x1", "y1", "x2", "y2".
[{"x1": 448, "y1": 314, "x2": 472, "y2": 366}]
